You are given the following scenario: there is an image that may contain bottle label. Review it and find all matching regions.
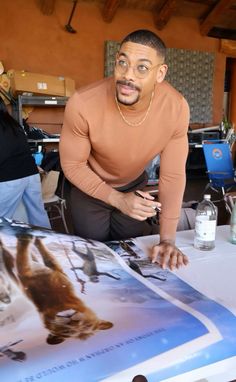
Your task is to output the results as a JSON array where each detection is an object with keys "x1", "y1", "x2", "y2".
[{"x1": 195, "y1": 216, "x2": 216, "y2": 241}]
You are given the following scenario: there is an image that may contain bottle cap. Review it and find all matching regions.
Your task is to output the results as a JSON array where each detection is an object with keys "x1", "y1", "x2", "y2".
[{"x1": 204, "y1": 194, "x2": 211, "y2": 200}]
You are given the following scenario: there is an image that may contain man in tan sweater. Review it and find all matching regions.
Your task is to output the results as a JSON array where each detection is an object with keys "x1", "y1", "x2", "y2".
[{"x1": 60, "y1": 29, "x2": 190, "y2": 270}]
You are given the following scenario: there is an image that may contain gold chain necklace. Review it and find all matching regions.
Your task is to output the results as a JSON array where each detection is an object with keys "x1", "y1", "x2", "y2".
[{"x1": 115, "y1": 90, "x2": 154, "y2": 127}]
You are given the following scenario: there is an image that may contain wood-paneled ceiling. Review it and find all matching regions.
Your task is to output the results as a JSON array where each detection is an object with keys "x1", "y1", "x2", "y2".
[{"x1": 41, "y1": 0, "x2": 236, "y2": 40}]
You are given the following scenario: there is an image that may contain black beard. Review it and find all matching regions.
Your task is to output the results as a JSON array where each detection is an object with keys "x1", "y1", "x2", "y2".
[
  {"x1": 117, "y1": 96, "x2": 140, "y2": 106},
  {"x1": 116, "y1": 80, "x2": 140, "y2": 105}
]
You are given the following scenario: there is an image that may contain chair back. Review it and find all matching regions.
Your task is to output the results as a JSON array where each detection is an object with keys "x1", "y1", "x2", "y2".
[
  {"x1": 202, "y1": 140, "x2": 235, "y2": 187},
  {"x1": 41, "y1": 171, "x2": 60, "y2": 202},
  {"x1": 145, "y1": 155, "x2": 160, "y2": 186},
  {"x1": 224, "y1": 191, "x2": 236, "y2": 214},
  {"x1": 41, "y1": 171, "x2": 69, "y2": 233}
]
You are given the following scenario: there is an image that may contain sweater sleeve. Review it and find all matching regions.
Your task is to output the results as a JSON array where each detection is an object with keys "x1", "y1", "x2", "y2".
[
  {"x1": 59, "y1": 95, "x2": 113, "y2": 202},
  {"x1": 158, "y1": 97, "x2": 190, "y2": 242}
]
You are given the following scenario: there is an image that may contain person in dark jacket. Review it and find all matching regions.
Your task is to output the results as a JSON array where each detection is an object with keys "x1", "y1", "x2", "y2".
[{"x1": 0, "y1": 97, "x2": 51, "y2": 228}]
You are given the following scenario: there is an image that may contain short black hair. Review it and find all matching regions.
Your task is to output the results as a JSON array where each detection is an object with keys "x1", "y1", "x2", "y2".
[
  {"x1": 132, "y1": 375, "x2": 148, "y2": 382},
  {"x1": 120, "y1": 29, "x2": 166, "y2": 61}
]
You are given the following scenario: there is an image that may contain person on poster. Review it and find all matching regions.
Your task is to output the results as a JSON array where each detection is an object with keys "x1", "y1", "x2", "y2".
[
  {"x1": 0, "y1": 97, "x2": 51, "y2": 229},
  {"x1": 60, "y1": 29, "x2": 190, "y2": 270}
]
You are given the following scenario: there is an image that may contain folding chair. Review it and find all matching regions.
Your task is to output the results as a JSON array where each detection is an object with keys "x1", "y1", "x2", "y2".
[
  {"x1": 41, "y1": 170, "x2": 69, "y2": 233},
  {"x1": 145, "y1": 155, "x2": 160, "y2": 186},
  {"x1": 224, "y1": 191, "x2": 236, "y2": 215},
  {"x1": 202, "y1": 139, "x2": 236, "y2": 203}
]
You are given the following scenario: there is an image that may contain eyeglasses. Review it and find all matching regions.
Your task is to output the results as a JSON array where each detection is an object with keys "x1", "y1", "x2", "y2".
[{"x1": 115, "y1": 59, "x2": 163, "y2": 79}]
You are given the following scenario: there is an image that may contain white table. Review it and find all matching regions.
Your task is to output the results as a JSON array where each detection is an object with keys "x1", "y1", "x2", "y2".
[
  {"x1": 1, "y1": 223, "x2": 236, "y2": 382},
  {"x1": 133, "y1": 225, "x2": 236, "y2": 382}
]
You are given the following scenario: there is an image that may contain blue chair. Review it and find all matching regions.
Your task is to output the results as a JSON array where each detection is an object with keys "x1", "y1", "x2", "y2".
[{"x1": 202, "y1": 140, "x2": 236, "y2": 202}]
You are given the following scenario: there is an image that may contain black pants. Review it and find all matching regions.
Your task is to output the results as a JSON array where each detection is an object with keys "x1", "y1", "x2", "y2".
[{"x1": 70, "y1": 172, "x2": 159, "y2": 242}]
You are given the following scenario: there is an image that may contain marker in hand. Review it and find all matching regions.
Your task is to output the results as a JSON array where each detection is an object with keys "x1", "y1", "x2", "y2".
[{"x1": 134, "y1": 191, "x2": 161, "y2": 212}]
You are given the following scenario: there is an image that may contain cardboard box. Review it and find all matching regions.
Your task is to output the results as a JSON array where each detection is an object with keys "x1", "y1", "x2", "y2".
[{"x1": 7, "y1": 70, "x2": 75, "y2": 97}]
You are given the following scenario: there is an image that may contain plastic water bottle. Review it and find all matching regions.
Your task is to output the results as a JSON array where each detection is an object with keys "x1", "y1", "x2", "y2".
[
  {"x1": 230, "y1": 202, "x2": 236, "y2": 244},
  {"x1": 194, "y1": 194, "x2": 217, "y2": 250},
  {"x1": 33, "y1": 145, "x2": 43, "y2": 166}
]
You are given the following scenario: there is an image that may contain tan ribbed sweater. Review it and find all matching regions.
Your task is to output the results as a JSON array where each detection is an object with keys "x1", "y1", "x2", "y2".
[{"x1": 60, "y1": 77, "x2": 190, "y2": 241}]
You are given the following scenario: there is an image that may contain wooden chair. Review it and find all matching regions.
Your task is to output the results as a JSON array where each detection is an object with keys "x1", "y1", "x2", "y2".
[{"x1": 41, "y1": 170, "x2": 69, "y2": 233}]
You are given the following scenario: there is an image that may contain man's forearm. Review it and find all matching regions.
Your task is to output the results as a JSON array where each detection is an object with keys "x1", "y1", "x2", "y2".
[
  {"x1": 107, "y1": 188, "x2": 124, "y2": 209},
  {"x1": 159, "y1": 216, "x2": 178, "y2": 245}
]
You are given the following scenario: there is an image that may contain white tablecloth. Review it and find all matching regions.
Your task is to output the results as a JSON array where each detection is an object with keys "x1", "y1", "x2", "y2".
[{"x1": 134, "y1": 225, "x2": 236, "y2": 382}]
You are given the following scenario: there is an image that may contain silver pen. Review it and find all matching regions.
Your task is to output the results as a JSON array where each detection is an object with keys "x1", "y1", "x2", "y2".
[{"x1": 134, "y1": 191, "x2": 161, "y2": 212}]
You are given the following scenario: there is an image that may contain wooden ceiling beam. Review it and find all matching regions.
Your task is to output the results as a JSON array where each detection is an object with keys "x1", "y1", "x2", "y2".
[
  {"x1": 40, "y1": 0, "x2": 56, "y2": 16},
  {"x1": 153, "y1": 0, "x2": 178, "y2": 30},
  {"x1": 200, "y1": 0, "x2": 235, "y2": 36},
  {"x1": 102, "y1": 0, "x2": 121, "y2": 22}
]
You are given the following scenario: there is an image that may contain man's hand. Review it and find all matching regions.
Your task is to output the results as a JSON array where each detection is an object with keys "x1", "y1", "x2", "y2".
[
  {"x1": 108, "y1": 189, "x2": 161, "y2": 221},
  {"x1": 151, "y1": 240, "x2": 189, "y2": 270}
]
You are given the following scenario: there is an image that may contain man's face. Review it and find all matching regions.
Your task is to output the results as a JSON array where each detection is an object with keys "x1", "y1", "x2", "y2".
[{"x1": 114, "y1": 41, "x2": 167, "y2": 106}]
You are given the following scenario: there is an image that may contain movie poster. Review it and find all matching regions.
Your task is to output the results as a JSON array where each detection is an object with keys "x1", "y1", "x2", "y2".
[
  {"x1": 0, "y1": 218, "x2": 234, "y2": 382},
  {"x1": 106, "y1": 238, "x2": 236, "y2": 381}
]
